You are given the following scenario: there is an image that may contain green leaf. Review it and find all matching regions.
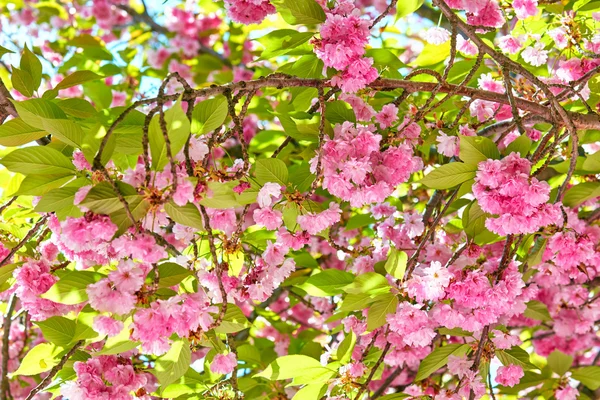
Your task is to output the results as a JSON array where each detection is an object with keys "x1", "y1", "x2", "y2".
[
  {"x1": 297, "y1": 269, "x2": 355, "y2": 297},
  {"x1": 282, "y1": 202, "x2": 300, "y2": 230},
  {"x1": 20, "y1": 46, "x2": 42, "y2": 91},
  {"x1": 43, "y1": 118, "x2": 86, "y2": 148},
  {"x1": 164, "y1": 201, "x2": 204, "y2": 230},
  {"x1": 410, "y1": 42, "x2": 450, "y2": 67},
  {"x1": 83, "y1": 81, "x2": 112, "y2": 109},
  {"x1": 0, "y1": 45, "x2": 14, "y2": 58},
  {"x1": 523, "y1": 300, "x2": 552, "y2": 322},
  {"x1": 11, "y1": 67, "x2": 34, "y2": 97},
  {"x1": 96, "y1": 319, "x2": 139, "y2": 355},
  {"x1": 415, "y1": 344, "x2": 471, "y2": 381},
  {"x1": 157, "y1": 263, "x2": 193, "y2": 288},
  {"x1": 191, "y1": 96, "x2": 228, "y2": 135},
  {"x1": 367, "y1": 293, "x2": 398, "y2": 331},
  {"x1": 81, "y1": 181, "x2": 139, "y2": 215},
  {"x1": 459, "y1": 135, "x2": 500, "y2": 165},
  {"x1": 153, "y1": 339, "x2": 192, "y2": 389},
  {"x1": 346, "y1": 213, "x2": 375, "y2": 230},
  {"x1": 1, "y1": 146, "x2": 75, "y2": 176},
  {"x1": 396, "y1": 0, "x2": 424, "y2": 18},
  {"x1": 292, "y1": 384, "x2": 327, "y2": 400},
  {"x1": 256, "y1": 30, "x2": 314, "y2": 59},
  {"x1": 505, "y1": 135, "x2": 532, "y2": 157},
  {"x1": 255, "y1": 158, "x2": 289, "y2": 186},
  {"x1": 55, "y1": 70, "x2": 104, "y2": 91},
  {"x1": 255, "y1": 355, "x2": 335, "y2": 385},
  {"x1": 571, "y1": 366, "x2": 600, "y2": 390},
  {"x1": 325, "y1": 101, "x2": 356, "y2": 124},
  {"x1": 271, "y1": 0, "x2": 326, "y2": 25},
  {"x1": 42, "y1": 271, "x2": 105, "y2": 305},
  {"x1": 0, "y1": 118, "x2": 47, "y2": 146},
  {"x1": 13, "y1": 99, "x2": 66, "y2": 125},
  {"x1": 336, "y1": 332, "x2": 356, "y2": 365},
  {"x1": 0, "y1": 263, "x2": 19, "y2": 289},
  {"x1": 11, "y1": 343, "x2": 63, "y2": 376},
  {"x1": 583, "y1": 150, "x2": 600, "y2": 172},
  {"x1": 109, "y1": 196, "x2": 150, "y2": 236},
  {"x1": 34, "y1": 187, "x2": 81, "y2": 220},
  {"x1": 198, "y1": 181, "x2": 243, "y2": 209},
  {"x1": 343, "y1": 272, "x2": 390, "y2": 296},
  {"x1": 547, "y1": 350, "x2": 573, "y2": 376},
  {"x1": 462, "y1": 201, "x2": 497, "y2": 244},
  {"x1": 150, "y1": 100, "x2": 191, "y2": 170},
  {"x1": 161, "y1": 368, "x2": 210, "y2": 398},
  {"x1": 563, "y1": 182, "x2": 600, "y2": 207},
  {"x1": 56, "y1": 98, "x2": 98, "y2": 119},
  {"x1": 279, "y1": 54, "x2": 324, "y2": 79},
  {"x1": 384, "y1": 249, "x2": 408, "y2": 280},
  {"x1": 339, "y1": 293, "x2": 377, "y2": 312},
  {"x1": 35, "y1": 316, "x2": 76, "y2": 346},
  {"x1": 497, "y1": 347, "x2": 538, "y2": 371},
  {"x1": 420, "y1": 162, "x2": 477, "y2": 189},
  {"x1": 14, "y1": 174, "x2": 74, "y2": 196},
  {"x1": 214, "y1": 304, "x2": 251, "y2": 334}
]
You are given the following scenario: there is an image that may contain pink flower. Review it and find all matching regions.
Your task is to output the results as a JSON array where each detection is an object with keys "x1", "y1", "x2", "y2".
[
  {"x1": 210, "y1": 353, "x2": 237, "y2": 375},
  {"x1": 172, "y1": 179, "x2": 195, "y2": 206},
  {"x1": 387, "y1": 302, "x2": 435, "y2": 347},
  {"x1": 549, "y1": 27, "x2": 568, "y2": 50},
  {"x1": 73, "y1": 150, "x2": 91, "y2": 170},
  {"x1": 466, "y1": 1, "x2": 505, "y2": 28},
  {"x1": 110, "y1": 91, "x2": 127, "y2": 107},
  {"x1": 108, "y1": 260, "x2": 146, "y2": 293},
  {"x1": 495, "y1": 365, "x2": 524, "y2": 387},
  {"x1": 447, "y1": 355, "x2": 472, "y2": 378},
  {"x1": 253, "y1": 207, "x2": 283, "y2": 230},
  {"x1": 314, "y1": 12, "x2": 370, "y2": 71},
  {"x1": 333, "y1": 57, "x2": 379, "y2": 93},
  {"x1": 147, "y1": 48, "x2": 172, "y2": 69},
  {"x1": 513, "y1": 0, "x2": 538, "y2": 20},
  {"x1": 436, "y1": 131, "x2": 459, "y2": 157},
  {"x1": 375, "y1": 104, "x2": 399, "y2": 129},
  {"x1": 498, "y1": 35, "x2": 524, "y2": 54},
  {"x1": 74, "y1": 185, "x2": 92, "y2": 206},
  {"x1": 262, "y1": 241, "x2": 288, "y2": 266},
  {"x1": 93, "y1": 315, "x2": 124, "y2": 337},
  {"x1": 257, "y1": 182, "x2": 282, "y2": 208},
  {"x1": 555, "y1": 386, "x2": 578, "y2": 400},
  {"x1": 522, "y1": 43, "x2": 548, "y2": 67},
  {"x1": 424, "y1": 27, "x2": 450, "y2": 45},
  {"x1": 491, "y1": 330, "x2": 521, "y2": 349},
  {"x1": 224, "y1": 0, "x2": 275, "y2": 24},
  {"x1": 297, "y1": 202, "x2": 342, "y2": 235},
  {"x1": 457, "y1": 36, "x2": 478, "y2": 56},
  {"x1": 87, "y1": 280, "x2": 137, "y2": 315}
]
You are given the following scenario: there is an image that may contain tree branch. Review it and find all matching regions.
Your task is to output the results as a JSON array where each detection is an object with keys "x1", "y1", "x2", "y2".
[
  {"x1": 0, "y1": 294, "x2": 17, "y2": 400},
  {"x1": 24, "y1": 340, "x2": 84, "y2": 400}
]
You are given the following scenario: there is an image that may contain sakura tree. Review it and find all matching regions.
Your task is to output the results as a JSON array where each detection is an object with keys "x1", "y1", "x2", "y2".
[{"x1": 0, "y1": 0, "x2": 600, "y2": 399}]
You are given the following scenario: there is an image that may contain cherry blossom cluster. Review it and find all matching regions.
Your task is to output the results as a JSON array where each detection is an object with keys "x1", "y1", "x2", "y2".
[
  {"x1": 314, "y1": 121, "x2": 423, "y2": 207},
  {"x1": 473, "y1": 153, "x2": 562, "y2": 236}
]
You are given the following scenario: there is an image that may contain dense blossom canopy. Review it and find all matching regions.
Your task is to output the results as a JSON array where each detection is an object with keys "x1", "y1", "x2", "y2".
[{"x1": 0, "y1": 0, "x2": 599, "y2": 399}]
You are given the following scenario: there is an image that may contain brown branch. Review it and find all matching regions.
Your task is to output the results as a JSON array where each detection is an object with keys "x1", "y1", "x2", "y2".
[
  {"x1": 0, "y1": 215, "x2": 48, "y2": 268},
  {"x1": 355, "y1": 342, "x2": 392, "y2": 400},
  {"x1": 370, "y1": 0, "x2": 398, "y2": 29},
  {"x1": 24, "y1": 340, "x2": 84, "y2": 400},
  {"x1": 116, "y1": 3, "x2": 232, "y2": 67},
  {"x1": 405, "y1": 188, "x2": 459, "y2": 280},
  {"x1": 0, "y1": 197, "x2": 16, "y2": 215},
  {"x1": 468, "y1": 325, "x2": 490, "y2": 400},
  {"x1": 0, "y1": 294, "x2": 17, "y2": 400}
]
